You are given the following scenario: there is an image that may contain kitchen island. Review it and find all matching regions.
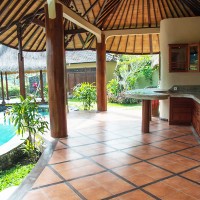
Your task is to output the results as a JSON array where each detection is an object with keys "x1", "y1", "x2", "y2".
[
  {"x1": 126, "y1": 85, "x2": 200, "y2": 136},
  {"x1": 125, "y1": 89, "x2": 169, "y2": 133}
]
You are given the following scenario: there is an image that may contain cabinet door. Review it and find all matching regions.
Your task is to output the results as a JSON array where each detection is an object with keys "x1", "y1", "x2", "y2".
[
  {"x1": 169, "y1": 44, "x2": 188, "y2": 72},
  {"x1": 188, "y1": 44, "x2": 199, "y2": 71},
  {"x1": 169, "y1": 97, "x2": 193, "y2": 125},
  {"x1": 192, "y1": 101, "x2": 200, "y2": 136}
]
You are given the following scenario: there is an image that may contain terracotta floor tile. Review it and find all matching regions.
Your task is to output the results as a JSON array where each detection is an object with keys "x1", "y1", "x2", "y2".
[
  {"x1": 177, "y1": 146, "x2": 200, "y2": 161},
  {"x1": 61, "y1": 136, "x2": 96, "y2": 147},
  {"x1": 17, "y1": 110, "x2": 200, "y2": 200},
  {"x1": 162, "y1": 190, "x2": 197, "y2": 200},
  {"x1": 130, "y1": 134, "x2": 165, "y2": 144},
  {"x1": 173, "y1": 135, "x2": 199, "y2": 145},
  {"x1": 151, "y1": 139, "x2": 193, "y2": 152},
  {"x1": 127, "y1": 173, "x2": 155, "y2": 186},
  {"x1": 181, "y1": 167, "x2": 200, "y2": 183},
  {"x1": 32, "y1": 167, "x2": 62, "y2": 188},
  {"x1": 148, "y1": 154, "x2": 200, "y2": 173},
  {"x1": 87, "y1": 133, "x2": 123, "y2": 142},
  {"x1": 103, "y1": 138, "x2": 142, "y2": 150},
  {"x1": 72, "y1": 143, "x2": 115, "y2": 156},
  {"x1": 78, "y1": 185, "x2": 112, "y2": 200},
  {"x1": 91, "y1": 151, "x2": 140, "y2": 168},
  {"x1": 113, "y1": 162, "x2": 171, "y2": 186},
  {"x1": 143, "y1": 182, "x2": 178, "y2": 198},
  {"x1": 52, "y1": 159, "x2": 104, "y2": 180},
  {"x1": 23, "y1": 183, "x2": 80, "y2": 200},
  {"x1": 162, "y1": 176, "x2": 200, "y2": 198},
  {"x1": 114, "y1": 190, "x2": 155, "y2": 200},
  {"x1": 143, "y1": 167, "x2": 172, "y2": 180},
  {"x1": 154, "y1": 129, "x2": 189, "y2": 138},
  {"x1": 54, "y1": 141, "x2": 67, "y2": 150},
  {"x1": 123, "y1": 145, "x2": 168, "y2": 160},
  {"x1": 70, "y1": 172, "x2": 134, "y2": 199},
  {"x1": 48, "y1": 149, "x2": 83, "y2": 164},
  {"x1": 170, "y1": 126, "x2": 193, "y2": 134}
]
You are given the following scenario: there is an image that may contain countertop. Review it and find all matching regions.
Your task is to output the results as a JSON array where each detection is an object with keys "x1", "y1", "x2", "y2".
[
  {"x1": 125, "y1": 89, "x2": 169, "y2": 100},
  {"x1": 125, "y1": 88, "x2": 200, "y2": 103}
]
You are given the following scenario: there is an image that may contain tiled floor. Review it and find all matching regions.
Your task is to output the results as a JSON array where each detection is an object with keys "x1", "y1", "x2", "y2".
[{"x1": 23, "y1": 108, "x2": 200, "y2": 200}]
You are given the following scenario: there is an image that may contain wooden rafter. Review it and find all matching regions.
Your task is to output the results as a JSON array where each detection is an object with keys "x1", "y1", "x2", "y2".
[{"x1": 0, "y1": 0, "x2": 199, "y2": 54}]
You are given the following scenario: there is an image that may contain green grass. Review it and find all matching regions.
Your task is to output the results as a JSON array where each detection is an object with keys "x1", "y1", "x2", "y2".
[
  {"x1": 68, "y1": 98, "x2": 142, "y2": 110},
  {"x1": 0, "y1": 163, "x2": 35, "y2": 192}
]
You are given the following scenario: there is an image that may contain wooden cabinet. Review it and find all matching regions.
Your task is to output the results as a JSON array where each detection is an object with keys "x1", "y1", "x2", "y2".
[
  {"x1": 169, "y1": 43, "x2": 200, "y2": 72},
  {"x1": 192, "y1": 101, "x2": 200, "y2": 136},
  {"x1": 169, "y1": 44, "x2": 188, "y2": 72},
  {"x1": 169, "y1": 97, "x2": 193, "y2": 125}
]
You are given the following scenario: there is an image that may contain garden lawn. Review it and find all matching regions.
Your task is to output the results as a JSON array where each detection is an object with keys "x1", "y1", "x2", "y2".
[
  {"x1": 0, "y1": 163, "x2": 35, "y2": 192},
  {"x1": 68, "y1": 98, "x2": 142, "y2": 110}
]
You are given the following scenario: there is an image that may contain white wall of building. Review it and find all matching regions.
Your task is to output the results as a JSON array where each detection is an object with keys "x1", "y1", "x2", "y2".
[{"x1": 160, "y1": 17, "x2": 200, "y2": 119}]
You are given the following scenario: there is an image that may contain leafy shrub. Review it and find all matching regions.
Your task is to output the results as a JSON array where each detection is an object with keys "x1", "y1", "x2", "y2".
[
  {"x1": 107, "y1": 79, "x2": 120, "y2": 97},
  {"x1": 9, "y1": 85, "x2": 20, "y2": 97},
  {"x1": 8, "y1": 96, "x2": 49, "y2": 161},
  {"x1": 73, "y1": 82, "x2": 96, "y2": 110}
]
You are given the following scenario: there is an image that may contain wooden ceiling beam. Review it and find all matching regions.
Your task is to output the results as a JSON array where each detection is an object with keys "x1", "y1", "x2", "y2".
[
  {"x1": 32, "y1": 18, "x2": 45, "y2": 28},
  {"x1": 104, "y1": 28, "x2": 160, "y2": 40},
  {"x1": 152, "y1": 0, "x2": 158, "y2": 27},
  {"x1": 61, "y1": 2, "x2": 102, "y2": 42},
  {"x1": 94, "y1": 0, "x2": 108, "y2": 24},
  {"x1": 0, "y1": 0, "x2": 12, "y2": 17},
  {"x1": 117, "y1": 0, "x2": 129, "y2": 29},
  {"x1": 0, "y1": 1, "x2": 19, "y2": 27},
  {"x1": 0, "y1": 7, "x2": 44, "y2": 34},
  {"x1": 85, "y1": 0, "x2": 97, "y2": 19},
  {"x1": 36, "y1": 34, "x2": 45, "y2": 51},
  {"x1": 79, "y1": 0, "x2": 90, "y2": 22},
  {"x1": 1, "y1": 0, "x2": 36, "y2": 32}
]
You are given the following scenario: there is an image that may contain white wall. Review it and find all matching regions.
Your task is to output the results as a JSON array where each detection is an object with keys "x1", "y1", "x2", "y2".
[{"x1": 160, "y1": 17, "x2": 200, "y2": 119}]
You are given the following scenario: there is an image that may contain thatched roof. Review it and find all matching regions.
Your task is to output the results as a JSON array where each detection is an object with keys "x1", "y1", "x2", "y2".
[
  {"x1": 0, "y1": 45, "x2": 115, "y2": 72},
  {"x1": 0, "y1": 0, "x2": 199, "y2": 55}
]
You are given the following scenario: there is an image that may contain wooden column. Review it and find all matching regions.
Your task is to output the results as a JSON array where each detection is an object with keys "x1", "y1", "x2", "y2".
[
  {"x1": 5, "y1": 72, "x2": 9, "y2": 100},
  {"x1": 1, "y1": 72, "x2": 5, "y2": 105},
  {"x1": 142, "y1": 100, "x2": 151, "y2": 133},
  {"x1": 39, "y1": 70, "x2": 45, "y2": 103},
  {"x1": 17, "y1": 24, "x2": 26, "y2": 99},
  {"x1": 96, "y1": 34, "x2": 107, "y2": 111},
  {"x1": 45, "y1": 3, "x2": 67, "y2": 138}
]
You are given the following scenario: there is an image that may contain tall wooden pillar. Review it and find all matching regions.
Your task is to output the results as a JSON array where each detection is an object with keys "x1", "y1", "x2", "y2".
[
  {"x1": 5, "y1": 72, "x2": 9, "y2": 100},
  {"x1": 39, "y1": 70, "x2": 45, "y2": 103},
  {"x1": 17, "y1": 24, "x2": 26, "y2": 99},
  {"x1": 96, "y1": 34, "x2": 107, "y2": 111},
  {"x1": 1, "y1": 72, "x2": 5, "y2": 105},
  {"x1": 45, "y1": 3, "x2": 67, "y2": 138}
]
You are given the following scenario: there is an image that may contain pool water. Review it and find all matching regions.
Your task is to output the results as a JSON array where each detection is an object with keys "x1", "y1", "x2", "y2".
[
  {"x1": 0, "y1": 107, "x2": 49, "y2": 146},
  {"x1": 0, "y1": 112, "x2": 16, "y2": 146},
  {"x1": 0, "y1": 124, "x2": 15, "y2": 146}
]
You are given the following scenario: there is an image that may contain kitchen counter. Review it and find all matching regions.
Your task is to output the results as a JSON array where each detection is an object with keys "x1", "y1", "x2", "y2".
[
  {"x1": 169, "y1": 92, "x2": 200, "y2": 104},
  {"x1": 125, "y1": 88, "x2": 169, "y2": 100},
  {"x1": 125, "y1": 86, "x2": 200, "y2": 133},
  {"x1": 125, "y1": 88, "x2": 169, "y2": 133}
]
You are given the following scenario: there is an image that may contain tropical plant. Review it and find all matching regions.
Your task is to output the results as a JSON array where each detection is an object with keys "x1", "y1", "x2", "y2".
[
  {"x1": 107, "y1": 55, "x2": 158, "y2": 104},
  {"x1": 8, "y1": 95, "x2": 48, "y2": 160},
  {"x1": 73, "y1": 82, "x2": 96, "y2": 110},
  {"x1": 44, "y1": 85, "x2": 48, "y2": 100}
]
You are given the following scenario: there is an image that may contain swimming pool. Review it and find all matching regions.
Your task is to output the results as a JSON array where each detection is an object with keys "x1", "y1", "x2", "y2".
[
  {"x1": 0, "y1": 112, "x2": 15, "y2": 146},
  {"x1": 0, "y1": 106, "x2": 49, "y2": 146}
]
